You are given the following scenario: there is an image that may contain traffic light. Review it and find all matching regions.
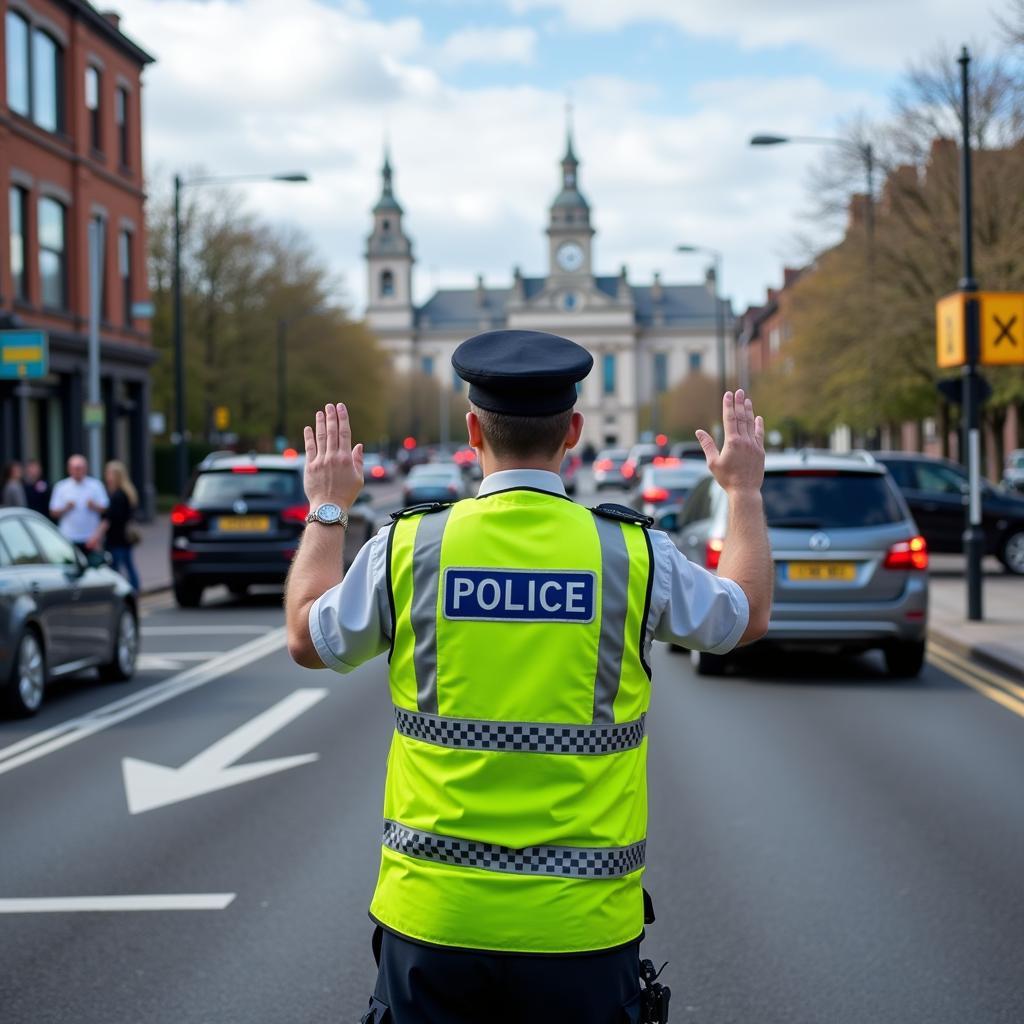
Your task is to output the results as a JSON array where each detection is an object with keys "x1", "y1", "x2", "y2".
[{"x1": 403, "y1": 436, "x2": 417, "y2": 450}]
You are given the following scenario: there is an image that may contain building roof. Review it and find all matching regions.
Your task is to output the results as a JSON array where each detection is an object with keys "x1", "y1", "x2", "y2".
[{"x1": 73, "y1": 1, "x2": 155, "y2": 65}]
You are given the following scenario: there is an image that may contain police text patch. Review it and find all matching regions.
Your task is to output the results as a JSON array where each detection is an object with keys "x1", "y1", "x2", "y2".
[{"x1": 442, "y1": 568, "x2": 596, "y2": 623}]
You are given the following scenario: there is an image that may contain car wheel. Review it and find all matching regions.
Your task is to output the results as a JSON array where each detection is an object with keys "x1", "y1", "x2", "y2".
[
  {"x1": 883, "y1": 640, "x2": 926, "y2": 678},
  {"x1": 99, "y1": 606, "x2": 139, "y2": 682},
  {"x1": 174, "y1": 580, "x2": 203, "y2": 608},
  {"x1": 999, "y1": 530, "x2": 1024, "y2": 575},
  {"x1": 4, "y1": 630, "x2": 46, "y2": 716},
  {"x1": 691, "y1": 649, "x2": 729, "y2": 676}
]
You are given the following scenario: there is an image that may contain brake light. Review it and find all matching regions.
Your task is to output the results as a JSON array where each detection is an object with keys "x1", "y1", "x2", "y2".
[
  {"x1": 170, "y1": 504, "x2": 203, "y2": 527},
  {"x1": 595, "y1": 459, "x2": 612, "y2": 471},
  {"x1": 371, "y1": 465, "x2": 386, "y2": 478},
  {"x1": 884, "y1": 535, "x2": 929, "y2": 571},
  {"x1": 281, "y1": 504, "x2": 310, "y2": 524},
  {"x1": 622, "y1": 461, "x2": 636, "y2": 479},
  {"x1": 171, "y1": 549, "x2": 197, "y2": 561},
  {"x1": 706, "y1": 537, "x2": 725, "y2": 570},
  {"x1": 231, "y1": 465, "x2": 259, "y2": 474},
  {"x1": 652, "y1": 456, "x2": 680, "y2": 467},
  {"x1": 642, "y1": 487, "x2": 670, "y2": 503}
]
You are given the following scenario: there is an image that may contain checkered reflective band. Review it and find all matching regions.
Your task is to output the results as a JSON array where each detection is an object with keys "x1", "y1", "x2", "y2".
[
  {"x1": 382, "y1": 820, "x2": 647, "y2": 879},
  {"x1": 393, "y1": 707, "x2": 646, "y2": 755}
]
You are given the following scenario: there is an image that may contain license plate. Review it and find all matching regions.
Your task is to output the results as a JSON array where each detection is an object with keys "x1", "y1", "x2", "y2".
[
  {"x1": 786, "y1": 561, "x2": 857, "y2": 582},
  {"x1": 216, "y1": 515, "x2": 271, "y2": 533}
]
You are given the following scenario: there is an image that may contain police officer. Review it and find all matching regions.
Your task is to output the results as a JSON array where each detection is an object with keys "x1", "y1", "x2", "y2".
[{"x1": 285, "y1": 330, "x2": 772, "y2": 1023}]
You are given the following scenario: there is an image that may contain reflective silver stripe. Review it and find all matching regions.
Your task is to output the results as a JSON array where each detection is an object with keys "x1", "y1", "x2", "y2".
[
  {"x1": 383, "y1": 819, "x2": 646, "y2": 879},
  {"x1": 592, "y1": 515, "x2": 629, "y2": 723},
  {"x1": 409, "y1": 508, "x2": 451, "y2": 714},
  {"x1": 395, "y1": 706, "x2": 646, "y2": 754}
]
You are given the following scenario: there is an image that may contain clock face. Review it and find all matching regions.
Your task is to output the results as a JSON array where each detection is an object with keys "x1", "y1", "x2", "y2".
[{"x1": 556, "y1": 241, "x2": 584, "y2": 272}]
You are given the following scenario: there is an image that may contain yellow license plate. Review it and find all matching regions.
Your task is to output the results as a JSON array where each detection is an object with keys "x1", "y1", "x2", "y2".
[
  {"x1": 217, "y1": 515, "x2": 271, "y2": 533},
  {"x1": 786, "y1": 561, "x2": 857, "y2": 582}
]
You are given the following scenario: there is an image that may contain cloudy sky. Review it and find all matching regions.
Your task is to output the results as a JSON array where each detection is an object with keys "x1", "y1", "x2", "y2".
[{"x1": 114, "y1": 0, "x2": 1005, "y2": 313}]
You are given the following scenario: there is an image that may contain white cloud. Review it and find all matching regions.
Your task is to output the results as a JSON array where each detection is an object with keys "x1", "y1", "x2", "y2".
[
  {"x1": 508, "y1": 0, "x2": 999, "y2": 71},
  {"x1": 438, "y1": 26, "x2": 537, "y2": 68},
  {"x1": 115, "y1": 0, "x2": 890, "y2": 321}
]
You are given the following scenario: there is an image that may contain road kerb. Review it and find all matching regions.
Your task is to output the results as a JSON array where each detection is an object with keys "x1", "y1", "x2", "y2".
[{"x1": 927, "y1": 626, "x2": 1024, "y2": 686}]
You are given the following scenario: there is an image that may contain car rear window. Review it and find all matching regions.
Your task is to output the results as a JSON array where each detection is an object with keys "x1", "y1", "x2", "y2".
[
  {"x1": 652, "y1": 468, "x2": 705, "y2": 488},
  {"x1": 191, "y1": 469, "x2": 303, "y2": 503},
  {"x1": 763, "y1": 471, "x2": 904, "y2": 528}
]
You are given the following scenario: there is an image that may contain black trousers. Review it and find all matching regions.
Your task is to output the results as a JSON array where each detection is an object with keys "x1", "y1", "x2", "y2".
[{"x1": 362, "y1": 926, "x2": 643, "y2": 1024}]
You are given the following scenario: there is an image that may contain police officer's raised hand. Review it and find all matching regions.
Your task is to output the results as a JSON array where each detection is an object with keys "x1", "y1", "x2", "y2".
[
  {"x1": 303, "y1": 402, "x2": 364, "y2": 510},
  {"x1": 695, "y1": 389, "x2": 765, "y2": 495}
]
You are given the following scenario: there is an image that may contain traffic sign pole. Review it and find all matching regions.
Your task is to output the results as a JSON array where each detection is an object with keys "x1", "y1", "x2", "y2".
[{"x1": 87, "y1": 218, "x2": 104, "y2": 475}]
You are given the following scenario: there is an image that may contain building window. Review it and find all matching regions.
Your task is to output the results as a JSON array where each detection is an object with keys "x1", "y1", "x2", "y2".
[
  {"x1": 119, "y1": 229, "x2": 134, "y2": 325},
  {"x1": 90, "y1": 215, "x2": 107, "y2": 320},
  {"x1": 9, "y1": 186, "x2": 29, "y2": 301},
  {"x1": 32, "y1": 29, "x2": 62, "y2": 132},
  {"x1": 85, "y1": 66, "x2": 102, "y2": 151},
  {"x1": 382, "y1": 218, "x2": 390, "y2": 231},
  {"x1": 5, "y1": 11, "x2": 30, "y2": 116},
  {"x1": 38, "y1": 197, "x2": 67, "y2": 309},
  {"x1": 603, "y1": 353, "x2": 616, "y2": 396},
  {"x1": 115, "y1": 86, "x2": 129, "y2": 166},
  {"x1": 654, "y1": 352, "x2": 668, "y2": 394},
  {"x1": 421, "y1": 356, "x2": 434, "y2": 376},
  {"x1": 688, "y1": 351, "x2": 702, "y2": 372},
  {"x1": 380, "y1": 269, "x2": 394, "y2": 298}
]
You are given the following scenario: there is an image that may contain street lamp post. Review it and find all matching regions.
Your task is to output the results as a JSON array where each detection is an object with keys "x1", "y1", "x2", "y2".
[
  {"x1": 171, "y1": 171, "x2": 309, "y2": 495},
  {"x1": 676, "y1": 245, "x2": 726, "y2": 396}
]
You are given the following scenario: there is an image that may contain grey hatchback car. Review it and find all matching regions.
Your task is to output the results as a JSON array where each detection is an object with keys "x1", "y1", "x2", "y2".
[
  {"x1": 0, "y1": 508, "x2": 138, "y2": 715},
  {"x1": 658, "y1": 454, "x2": 929, "y2": 677}
]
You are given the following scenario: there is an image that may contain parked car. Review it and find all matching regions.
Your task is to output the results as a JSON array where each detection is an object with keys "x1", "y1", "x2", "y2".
[
  {"x1": 363, "y1": 452, "x2": 397, "y2": 483},
  {"x1": 402, "y1": 463, "x2": 468, "y2": 505},
  {"x1": 592, "y1": 448, "x2": 630, "y2": 489},
  {"x1": 560, "y1": 452, "x2": 583, "y2": 495},
  {"x1": 1003, "y1": 450, "x2": 1024, "y2": 494},
  {"x1": 631, "y1": 463, "x2": 709, "y2": 517},
  {"x1": 0, "y1": 508, "x2": 138, "y2": 716},
  {"x1": 620, "y1": 443, "x2": 663, "y2": 484},
  {"x1": 169, "y1": 453, "x2": 375, "y2": 607},
  {"x1": 669, "y1": 441, "x2": 706, "y2": 462},
  {"x1": 874, "y1": 452, "x2": 1024, "y2": 574},
  {"x1": 658, "y1": 454, "x2": 929, "y2": 677},
  {"x1": 453, "y1": 446, "x2": 483, "y2": 481}
]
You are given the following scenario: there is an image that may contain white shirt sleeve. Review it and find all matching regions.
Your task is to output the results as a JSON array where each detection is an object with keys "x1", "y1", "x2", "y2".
[
  {"x1": 647, "y1": 529, "x2": 749, "y2": 655},
  {"x1": 90, "y1": 479, "x2": 109, "y2": 509},
  {"x1": 49, "y1": 479, "x2": 68, "y2": 514},
  {"x1": 307, "y1": 524, "x2": 393, "y2": 674}
]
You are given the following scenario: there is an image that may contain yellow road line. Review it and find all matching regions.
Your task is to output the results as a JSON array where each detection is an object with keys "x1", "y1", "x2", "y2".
[
  {"x1": 928, "y1": 640, "x2": 1024, "y2": 703},
  {"x1": 927, "y1": 647, "x2": 1024, "y2": 722}
]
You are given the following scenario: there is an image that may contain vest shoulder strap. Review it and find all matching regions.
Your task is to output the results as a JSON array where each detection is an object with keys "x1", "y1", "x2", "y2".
[
  {"x1": 589, "y1": 502, "x2": 653, "y2": 528},
  {"x1": 389, "y1": 500, "x2": 455, "y2": 522}
]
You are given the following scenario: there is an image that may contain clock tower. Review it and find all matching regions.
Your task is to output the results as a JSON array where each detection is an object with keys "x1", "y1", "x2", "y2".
[{"x1": 546, "y1": 122, "x2": 594, "y2": 281}]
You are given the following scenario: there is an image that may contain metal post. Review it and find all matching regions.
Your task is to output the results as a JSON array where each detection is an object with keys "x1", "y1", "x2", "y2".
[
  {"x1": 86, "y1": 217, "x2": 103, "y2": 472},
  {"x1": 277, "y1": 318, "x2": 287, "y2": 443},
  {"x1": 713, "y1": 254, "x2": 726, "y2": 395},
  {"x1": 172, "y1": 174, "x2": 188, "y2": 496},
  {"x1": 958, "y1": 46, "x2": 983, "y2": 622}
]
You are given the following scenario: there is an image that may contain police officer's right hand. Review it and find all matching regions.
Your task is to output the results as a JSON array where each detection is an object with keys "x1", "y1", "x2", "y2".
[
  {"x1": 302, "y1": 402, "x2": 365, "y2": 510},
  {"x1": 695, "y1": 389, "x2": 765, "y2": 495}
]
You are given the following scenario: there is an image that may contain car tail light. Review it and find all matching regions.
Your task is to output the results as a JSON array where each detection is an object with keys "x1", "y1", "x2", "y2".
[
  {"x1": 447, "y1": 484, "x2": 459, "y2": 494},
  {"x1": 171, "y1": 549, "x2": 197, "y2": 561},
  {"x1": 281, "y1": 504, "x2": 310, "y2": 524},
  {"x1": 371, "y1": 465, "x2": 386, "y2": 479},
  {"x1": 706, "y1": 537, "x2": 725, "y2": 570},
  {"x1": 595, "y1": 459, "x2": 612, "y2": 471},
  {"x1": 283, "y1": 548, "x2": 297, "y2": 560},
  {"x1": 652, "y1": 456, "x2": 680, "y2": 467},
  {"x1": 884, "y1": 535, "x2": 928, "y2": 571},
  {"x1": 231, "y1": 465, "x2": 259, "y2": 474},
  {"x1": 621, "y1": 460, "x2": 636, "y2": 479},
  {"x1": 170, "y1": 504, "x2": 203, "y2": 527},
  {"x1": 642, "y1": 487, "x2": 669, "y2": 503}
]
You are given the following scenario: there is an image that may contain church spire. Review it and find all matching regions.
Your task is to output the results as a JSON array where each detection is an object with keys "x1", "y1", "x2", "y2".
[{"x1": 374, "y1": 144, "x2": 402, "y2": 214}]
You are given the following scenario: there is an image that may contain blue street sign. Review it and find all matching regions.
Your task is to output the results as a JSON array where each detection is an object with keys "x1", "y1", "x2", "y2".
[{"x1": 0, "y1": 330, "x2": 49, "y2": 379}]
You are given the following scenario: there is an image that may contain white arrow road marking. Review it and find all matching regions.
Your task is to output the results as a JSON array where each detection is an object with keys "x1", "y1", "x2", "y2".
[
  {"x1": 0, "y1": 894, "x2": 236, "y2": 913},
  {"x1": 122, "y1": 688, "x2": 328, "y2": 814}
]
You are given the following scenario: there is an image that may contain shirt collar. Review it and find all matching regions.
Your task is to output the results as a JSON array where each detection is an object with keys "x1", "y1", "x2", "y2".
[{"x1": 477, "y1": 469, "x2": 567, "y2": 498}]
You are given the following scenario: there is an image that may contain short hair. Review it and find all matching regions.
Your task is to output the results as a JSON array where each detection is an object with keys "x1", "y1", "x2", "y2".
[{"x1": 472, "y1": 404, "x2": 573, "y2": 460}]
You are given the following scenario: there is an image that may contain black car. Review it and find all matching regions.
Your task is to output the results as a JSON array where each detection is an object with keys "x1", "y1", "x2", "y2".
[
  {"x1": 875, "y1": 452, "x2": 1024, "y2": 574},
  {"x1": 170, "y1": 453, "x2": 375, "y2": 607},
  {"x1": 0, "y1": 508, "x2": 138, "y2": 716}
]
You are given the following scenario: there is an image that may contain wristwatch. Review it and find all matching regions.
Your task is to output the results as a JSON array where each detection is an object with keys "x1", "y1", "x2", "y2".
[{"x1": 305, "y1": 502, "x2": 349, "y2": 529}]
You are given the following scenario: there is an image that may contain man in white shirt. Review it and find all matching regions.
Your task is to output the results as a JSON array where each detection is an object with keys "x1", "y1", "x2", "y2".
[{"x1": 50, "y1": 454, "x2": 109, "y2": 549}]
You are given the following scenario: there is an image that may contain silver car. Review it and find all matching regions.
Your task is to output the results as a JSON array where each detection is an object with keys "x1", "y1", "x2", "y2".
[
  {"x1": 0, "y1": 508, "x2": 138, "y2": 715},
  {"x1": 1003, "y1": 450, "x2": 1024, "y2": 495},
  {"x1": 657, "y1": 454, "x2": 929, "y2": 677}
]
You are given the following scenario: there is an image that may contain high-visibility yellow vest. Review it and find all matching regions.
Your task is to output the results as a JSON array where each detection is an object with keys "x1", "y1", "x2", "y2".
[{"x1": 369, "y1": 488, "x2": 654, "y2": 954}]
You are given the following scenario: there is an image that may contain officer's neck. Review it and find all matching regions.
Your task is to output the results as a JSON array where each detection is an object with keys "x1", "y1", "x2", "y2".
[{"x1": 479, "y1": 451, "x2": 564, "y2": 479}]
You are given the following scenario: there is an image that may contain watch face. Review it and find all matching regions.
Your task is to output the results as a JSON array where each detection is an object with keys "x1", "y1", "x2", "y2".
[
  {"x1": 317, "y1": 503, "x2": 341, "y2": 523},
  {"x1": 556, "y1": 242, "x2": 584, "y2": 272}
]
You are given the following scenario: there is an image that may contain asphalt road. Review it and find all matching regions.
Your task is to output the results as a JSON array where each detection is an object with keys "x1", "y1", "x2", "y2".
[{"x1": 2, "y1": 476, "x2": 1023, "y2": 1023}]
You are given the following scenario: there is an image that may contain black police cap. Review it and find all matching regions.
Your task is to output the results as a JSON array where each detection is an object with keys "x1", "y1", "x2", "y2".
[{"x1": 452, "y1": 330, "x2": 593, "y2": 416}]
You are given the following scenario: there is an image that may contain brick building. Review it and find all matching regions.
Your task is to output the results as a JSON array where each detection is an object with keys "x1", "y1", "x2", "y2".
[
  {"x1": 1, "y1": 0, "x2": 154, "y2": 505},
  {"x1": 735, "y1": 265, "x2": 805, "y2": 390}
]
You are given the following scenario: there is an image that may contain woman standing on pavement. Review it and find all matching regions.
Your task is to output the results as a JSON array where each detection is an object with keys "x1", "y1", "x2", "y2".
[
  {"x1": 2, "y1": 461, "x2": 26, "y2": 507},
  {"x1": 90, "y1": 460, "x2": 141, "y2": 591}
]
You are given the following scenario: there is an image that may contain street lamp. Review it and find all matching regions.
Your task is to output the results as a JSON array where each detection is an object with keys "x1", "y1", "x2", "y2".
[
  {"x1": 676, "y1": 244, "x2": 727, "y2": 396},
  {"x1": 171, "y1": 171, "x2": 310, "y2": 495}
]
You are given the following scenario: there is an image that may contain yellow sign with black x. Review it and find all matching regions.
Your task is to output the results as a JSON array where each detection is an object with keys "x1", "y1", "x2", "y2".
[{"x1": 936, "y1": 291, "x2": 1024, "y2": 367}]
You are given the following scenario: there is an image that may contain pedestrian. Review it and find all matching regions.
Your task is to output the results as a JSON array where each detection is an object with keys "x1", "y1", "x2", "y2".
[
  {"x1": 88, "y1": 460, "x2": 141, "y2": 590},
  {"x1": 1, "y1": 461, "x2": 26, "y2": 507},
  {"x1": 22, "y1": 459, "x2": 51, "y2": 516},
  {"x1": 285, "y1": 330, "x2": 772, "y2": 1024},
  {"x1": 49, "y1": 454, "x2": 109, "y2": 553}
]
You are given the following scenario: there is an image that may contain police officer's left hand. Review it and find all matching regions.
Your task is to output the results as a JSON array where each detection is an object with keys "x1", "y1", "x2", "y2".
[{"x1": 303, "y1": 402, "x2": 364, "y2": 510}]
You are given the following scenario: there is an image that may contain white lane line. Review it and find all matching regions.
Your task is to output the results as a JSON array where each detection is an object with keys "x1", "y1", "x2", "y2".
[
  {"x1": 142, "y1": 626, "x2": 269, "y2": 636},
  {"x1": 136, "y1": 652, "x2": 219, "y2": 671},
  {"x1": 0, "y1": 894, "x2": 236, "y2": 913},
  {"x1": 0, "y1": 628, "x2": 287, "y2": 775}
]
